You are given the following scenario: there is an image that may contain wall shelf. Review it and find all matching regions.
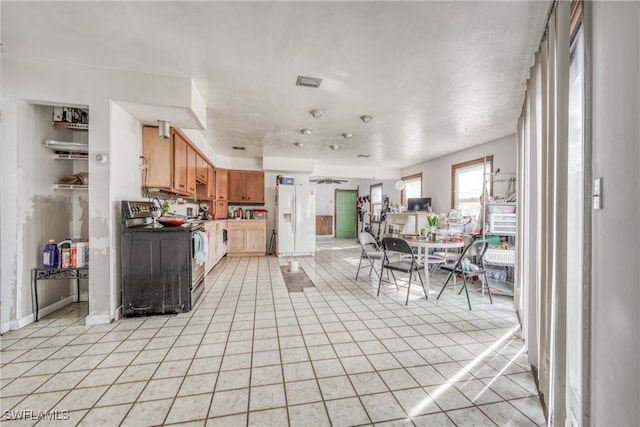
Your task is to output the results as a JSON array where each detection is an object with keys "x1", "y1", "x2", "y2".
[
  {"x1": 52, "y1": 121, "x2": 88, "y2": 130},
  {"x1": 43, "y1": 139, "x2": 88, "y2": 154},
  {"x1": 52, "y1": 184, "x2": 88, "y2": 190},
  {"x1": 52, "y1": 153, "x2": 88, "y2": 161}
]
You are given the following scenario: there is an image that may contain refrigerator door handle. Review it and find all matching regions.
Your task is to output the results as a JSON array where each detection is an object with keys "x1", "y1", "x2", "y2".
[{"x1": 291, "y1": 194, "x2": 295, "y2": 239}]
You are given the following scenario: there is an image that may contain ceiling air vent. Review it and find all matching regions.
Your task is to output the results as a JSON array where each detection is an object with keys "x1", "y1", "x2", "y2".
[
  {"x1": 296, "y1": 75, "x2": 323, "y2": 88},
  {"x1": 232, "y1": 146, "x2": 246, "y2": 151}
]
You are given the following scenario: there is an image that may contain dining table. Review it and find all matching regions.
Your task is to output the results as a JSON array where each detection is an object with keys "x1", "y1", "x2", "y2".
[{"x1": 404, "y1": 238, "x2": 464, "y2": 294}]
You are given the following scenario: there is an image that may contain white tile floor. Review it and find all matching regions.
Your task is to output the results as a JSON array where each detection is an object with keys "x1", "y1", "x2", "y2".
[{"x1": 0, "y1": 239, "x2": 546, "y2": 426}]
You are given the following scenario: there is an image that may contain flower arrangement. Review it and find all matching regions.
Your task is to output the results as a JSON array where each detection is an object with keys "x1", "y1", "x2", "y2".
[{"x1": 427, "y1": 214, "x2": 439, "y2": 241}]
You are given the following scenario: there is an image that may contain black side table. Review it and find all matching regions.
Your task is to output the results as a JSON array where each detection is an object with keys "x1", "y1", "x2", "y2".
[{"x1": 32, "y1": 267, "x2": 89, "y2": 321}]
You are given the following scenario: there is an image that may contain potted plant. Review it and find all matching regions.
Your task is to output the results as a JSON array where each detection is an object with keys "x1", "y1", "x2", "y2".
[{"x1": 427, "y1": 214, "x2": 439, "y2": 241}]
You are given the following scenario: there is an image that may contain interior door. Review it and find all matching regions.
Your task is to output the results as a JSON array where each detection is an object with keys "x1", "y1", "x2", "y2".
[{"x1": 335, "y1": 190, "x2": 357, "y2": 239}]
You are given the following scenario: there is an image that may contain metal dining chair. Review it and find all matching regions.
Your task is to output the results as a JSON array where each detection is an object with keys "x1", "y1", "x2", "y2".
[
  {"x1": 436, "y1": 239, "x2": 493, "y2": 310},
  {"x1": 356, "y1": 232, "x2": 385, "y2": 281},
  {"x1": 379, "y1": 237, "x2": 427, "y2": 305}
]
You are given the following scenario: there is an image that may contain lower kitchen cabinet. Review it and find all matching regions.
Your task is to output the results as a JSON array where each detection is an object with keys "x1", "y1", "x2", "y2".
[
  {"x1": 205, "y1": 220, "x2": 228, "y2": 274},
  {"x1": 227, "y1": 220, "x2": 266, "y2": 256},
  {"x1": 316, "y1": 215, "x2": 333, "y2": 236}
]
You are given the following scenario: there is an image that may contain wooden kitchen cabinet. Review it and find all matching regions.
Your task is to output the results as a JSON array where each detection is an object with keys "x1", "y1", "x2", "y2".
[
  {"x1": 316, "y1": 215, "x2": 333, "y2": 236},
  {"x1": 215, "y1": 200, "x2": 228, "y2": 219},
  {"x1": 227, "y1": 220, "x2": 266, "y2": 256},
  {"x1": 215, "y1": 220, "x2": 228, "y2": 261},
  {"x1": 142, "y1": 126, "x2": 192, "y2": 195},
  {"x1": 206, "y1": 165, "x2": 215, "y2": 200},
  {"x1": 246, "y1": 172, "x2": 265, "y2": 203},
  {"x1": 186, "y1": 144, "x2": 197, "y2": 195},
  {"x1": 172, "y1": 130, "x2": 189, "y2": 194},
  {"x1": 216, "y1": 168, "x2": 228, "y2": 201},
  {"x1": 196, "y1": 154, "x2": 208, "y2": 183},
  {"x1": 142, "y1": 126, "x2": 205, "y2": 198},
  {"x1": 205, "y1": 221, "x2": 217, "y2": 274},
  {"x1": 205, "y1": 220, "x2": 227, "y2": 274},
  {"x1": 142, "y1": 126, "x2": 173, "y2": 190},
  {"x1": 228, "y1": 170, "x2": 265, "y2": 203},
  {"x1": 228, "y1": 171, "x2": 245, "y2": 202}
]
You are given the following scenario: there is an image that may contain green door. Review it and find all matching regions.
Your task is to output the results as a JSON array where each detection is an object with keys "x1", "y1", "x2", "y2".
[{"x1": 335, "y1": 190, "x2": 357, "y2": 238}]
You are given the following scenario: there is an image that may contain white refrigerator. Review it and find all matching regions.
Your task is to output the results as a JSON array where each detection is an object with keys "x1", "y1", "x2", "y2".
[{"x1": 276, "y1": 184, "x2": 316, "y2": 256}]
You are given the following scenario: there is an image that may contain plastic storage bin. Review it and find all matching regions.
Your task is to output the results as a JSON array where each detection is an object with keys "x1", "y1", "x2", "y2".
[{"x1": 277, "y1": 176, "x2": 294, "y2": 185}]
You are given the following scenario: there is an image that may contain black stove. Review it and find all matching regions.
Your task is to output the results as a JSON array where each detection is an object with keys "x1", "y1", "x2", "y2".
[{"x1": 120, "y1": 200, "x2": 205, "y2": 317}]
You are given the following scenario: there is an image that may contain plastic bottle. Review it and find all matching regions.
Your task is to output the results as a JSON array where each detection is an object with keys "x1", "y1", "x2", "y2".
[
  {"x1": 58, "y1": 238, "x2": 72, "y2": 268},
  {"x1": 43, "y1": 240, "x2": 59, "y2": 268},
  {"x1": 71, "y1": 236, "x2": 86, "y2": 268}
]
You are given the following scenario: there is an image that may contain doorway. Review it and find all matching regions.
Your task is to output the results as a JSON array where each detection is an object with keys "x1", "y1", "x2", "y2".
[{"x1": 335, "y1": 190, "x2": 357, "y2": 238}]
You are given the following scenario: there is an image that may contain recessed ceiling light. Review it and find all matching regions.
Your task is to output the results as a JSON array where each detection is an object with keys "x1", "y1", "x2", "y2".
[
  {"x1": 310, "y1": 110, "x2": 323, "y2": 118},
  {"x1": 330, "y1": 144, "x2": 339, "y2": 150},
  {"x1": 296, "y1": 75, "x2": 323, "y2": 88},
  {"x1": 294, "y1": 142, "x2": 303, "y2": 148},
  {"x1": 301, "y1": 129, "x2": 312, "y2": 135},
  {"x1": 360, "y1": 115, "x2": 373, "y2": 123},
  {"x1": 342, "y1": 133, "x2": 353, "y2": 139},
  {"x1": 357, "y1": 154, "x2": 371, "y2": 158},
  {"x1": 232, "y1": 146, "x2": 246, "y2": 151}
]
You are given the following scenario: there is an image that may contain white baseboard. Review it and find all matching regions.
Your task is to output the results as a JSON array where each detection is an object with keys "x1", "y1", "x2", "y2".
[
  {"x1": 114, "y1": 305, "x2": 123, "y2": 321},
  {"x1": 0, "y1": 317, "x2": 32, "y2": 334},
  {"x1": 84, "y1": 313, "x2": 111, "y2": 326},
  {"x1": 37, "y1": 296, "x2": 76, "y2": 320},
  {"x1": 1, "y1": 296, "x2": 76, "y2": 333}
]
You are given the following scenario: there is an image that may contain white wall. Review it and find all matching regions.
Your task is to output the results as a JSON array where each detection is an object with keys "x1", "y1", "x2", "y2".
[
  {"x1": 402, "y1": 134, "x2": 517, "y2": 213},
  {"x1": 589, "y1": 2, "x2": 640, "y2": 424},
  {"x1": 109, "y1": 102, "x2": 144, "y2": 319}
]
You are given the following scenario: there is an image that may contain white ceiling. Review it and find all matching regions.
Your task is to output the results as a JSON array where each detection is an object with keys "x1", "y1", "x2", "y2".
[{"x1": 2, "y1": 1, "x2": 549, "y2": 169}]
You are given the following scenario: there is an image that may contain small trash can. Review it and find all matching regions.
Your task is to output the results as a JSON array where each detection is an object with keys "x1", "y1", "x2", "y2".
[{"x1": 289, "y1": 260, "x2": 299, "y2": 273}]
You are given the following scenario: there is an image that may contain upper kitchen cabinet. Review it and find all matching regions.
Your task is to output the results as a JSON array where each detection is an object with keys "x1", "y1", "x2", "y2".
[
  {"x1": 196, "y1": 154, "x2": 208, "y2": 184},
  {"x1": 142, "y1": 126, "x2": 173, "y2": 191},
  {"x1": 228, "y1": 170, "x2": 265, "y2": 203},
  {"x1": 206, "y1": 165, "x2": 215, "y2": 200},
  {"x1": 185, "y1": 143, "x2": 197, "y2": 196},
  {"x1": 142, "y1": 126, "x2": 196, "y2": 196},
  {"x1": 215, "y1": 168, "x2": 228, "y2": 201},
  {"x1": 172, "y1": 130, "x2": 189, "y2": 195}
]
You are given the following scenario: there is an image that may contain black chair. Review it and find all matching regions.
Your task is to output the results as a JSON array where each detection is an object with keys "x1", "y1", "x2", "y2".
[
  {"x1": 378, "y1": 237, "x2": 427, "y2": 305},
  {"x1": 436, "y1": 239, "x2": 493, "y2": 310}
]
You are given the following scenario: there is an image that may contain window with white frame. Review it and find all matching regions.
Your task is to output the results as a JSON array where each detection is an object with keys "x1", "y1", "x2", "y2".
[
  {"x1": 401, "y1": 174, "x2": 422, "y2": 208},
  {"x1": 451, "y1": 156, "x2": 492, "y2": 216}
]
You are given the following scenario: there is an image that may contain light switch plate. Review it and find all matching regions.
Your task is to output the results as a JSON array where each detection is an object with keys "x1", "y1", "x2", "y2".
[{"x1": 593, "y1": 177, "x2": 602, "y2": 210}]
